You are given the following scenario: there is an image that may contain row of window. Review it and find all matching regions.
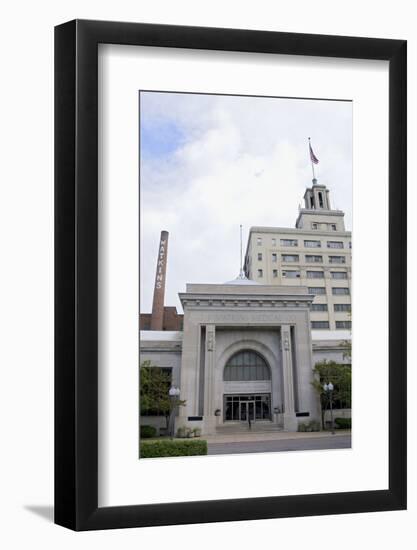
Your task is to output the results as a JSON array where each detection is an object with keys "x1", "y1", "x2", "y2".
[
  {"x1": 312, "y1": 321, "x2": 352, "y2": 329},
  {"x1": 259, "y1": 268, "x2": 348, "y2": 280},
  {"x1": 311, "y1": 304, "x2": 351, "y2": 312},
  {"x1": 257, "y1": 252, "x2": 347, "y2": 264},
  {"x1": 311, "y1": 222, "x2": 338, "y2": 231},
  {"x1": 309, "y1": 287, "x2": 350, "y2": 295},
  {"x1": 256, "y1": 237, "x2": 351, "y2": 249}
]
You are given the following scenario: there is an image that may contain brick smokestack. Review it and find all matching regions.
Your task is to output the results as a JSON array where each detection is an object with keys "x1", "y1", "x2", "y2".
[{"x1": 150, "y1": 230, "x2": 169, "y2": 330}]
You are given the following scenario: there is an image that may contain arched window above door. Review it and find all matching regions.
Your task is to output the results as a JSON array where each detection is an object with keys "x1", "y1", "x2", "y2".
[{"x1": 224, "y1": 350, "x2": 271, "y2": 381}]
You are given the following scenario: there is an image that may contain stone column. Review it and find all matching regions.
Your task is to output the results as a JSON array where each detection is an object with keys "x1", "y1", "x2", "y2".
[
  {"x1": 203, "y1": 324, "x2": 216, "y2": 434},
  {"x1": 281, "y1": 325, "x2": 298, "y2": 431}
]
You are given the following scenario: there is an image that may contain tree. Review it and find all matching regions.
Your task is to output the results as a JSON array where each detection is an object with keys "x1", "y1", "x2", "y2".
[
  {"x1": 139, "y1": 360, "x2": 186, "y2": 430},
  {"x1": 312, "y1": 360, "x2": 351, "y2": 429}
]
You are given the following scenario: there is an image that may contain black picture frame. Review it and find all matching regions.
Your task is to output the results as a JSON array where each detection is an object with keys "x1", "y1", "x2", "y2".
[{"x1": 55, "y1": 19, "x2": 407, "y2": 531}]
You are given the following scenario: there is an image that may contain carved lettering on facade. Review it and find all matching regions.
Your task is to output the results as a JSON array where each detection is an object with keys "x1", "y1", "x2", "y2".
[{"x1": 155, "y1": 239, "x2": 166, "y2": 289}]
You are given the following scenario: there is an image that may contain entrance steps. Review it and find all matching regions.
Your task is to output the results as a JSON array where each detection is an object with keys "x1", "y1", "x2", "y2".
[{"x1": 216, "y1": 422, "x2": 283, "y2": 434}]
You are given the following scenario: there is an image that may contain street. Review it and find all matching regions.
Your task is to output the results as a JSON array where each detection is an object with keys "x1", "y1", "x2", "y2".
[{"x1": 208, "y1": 434, "x2": 351, "y2": 455}]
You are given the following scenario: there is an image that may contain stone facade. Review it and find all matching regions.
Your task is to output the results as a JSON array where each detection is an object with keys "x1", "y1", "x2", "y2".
[
  {"x1": 244, "y1": 181, "x2": 352, "y2": 331},
  {"x1": 140, "y1": 282, "x2": 324, "y2": 436}
]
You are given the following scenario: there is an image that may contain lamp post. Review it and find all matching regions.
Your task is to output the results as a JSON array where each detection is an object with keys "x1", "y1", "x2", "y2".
[
  {"x1": 168, "y1": 386, "x2": 180, "y2": 438},
  {"x1": 323, "y1": 382, "x2": 335, "y2": 434}
]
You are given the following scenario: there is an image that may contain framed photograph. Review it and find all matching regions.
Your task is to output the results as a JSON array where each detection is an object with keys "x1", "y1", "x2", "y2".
[{"x1": 55, "y1": 20, "x2": 406, "y2": 530}]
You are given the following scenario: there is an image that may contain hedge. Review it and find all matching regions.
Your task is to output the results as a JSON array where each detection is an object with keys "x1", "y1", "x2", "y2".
[
  {"x1": 140, "y1": 425, "x2": 157, "y2": 439},
  {"x1": 140, "y1": 439, "x2": 208, "y2": 458},
  {"x1": 335, "y1": 417, "x2": 351, "y2": 429}
]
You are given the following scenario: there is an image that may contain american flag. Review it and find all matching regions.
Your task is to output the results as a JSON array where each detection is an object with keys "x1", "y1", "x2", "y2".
[{"x1": 309, "y1": 142, "x2": 319, "y2": 165}]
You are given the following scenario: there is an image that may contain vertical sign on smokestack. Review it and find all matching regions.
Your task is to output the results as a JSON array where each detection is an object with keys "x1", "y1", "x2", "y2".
[{"x1": 150, "y1": 230, "x2": 169, "y2": 330}]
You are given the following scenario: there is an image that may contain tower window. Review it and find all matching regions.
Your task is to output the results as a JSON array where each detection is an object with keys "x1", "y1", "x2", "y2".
[
  {"x1": 308, "y1": 287, "x2": 326, "y2": 295},
  {"x1": 280, "y1": 239, "x2": 298, "y2": 247},
  {"x1": 331, "y1": 271, "x2": 348, "y2": 279},
  {"x1": 305, "y1": 254, "x2": 323, "y2": 263},
  {"x1": 336, "y1": 321, "x2": 352, "y2": 329},
  {"x1": 311, "y1": 321, "x2": 330, "y2": 329},
  {"x1": 304, "y1": 240, "x2": 321, "y2": 248},
  {"x1": 273, "y1": 269, "x2": 278, "y2": 278},
  {"x1": 334, "y1": 304, "x2": 351, "y2": 312},
  {"x1": 311, "y1": 304, "x2": 328, "y2": 312},
  {"x1": 307, "y1": 271, "x2": 324, "y2": 279},
  {"x1": 282, "y1": 270, "x2": 300, "y2": 278},
  {"x1": 257, "y1": 269, "x2": 263, "y2": 278},
  {"x1": 258, "y1": 252, "x2": 262, "y2": 261},
  {"x1": 332, "y1": 287, "x2": 350, "y2": 295},
  {"x1": 272, "y1": 253, "x2": 277, "y2": 262},
  {"x1": 329, "y1": 256, "x2": 346, "y2": 264},
  {"x1": 312, "y1": 223, "x2": 318, "y2": 230},
  {"x1": 318, "y1": 192, "x2": 324, "y2": 208},
  {"x1": 327, "y1": 241, "x2": 344, "y2": 249},
  {"x1": 282, "y1": 254, "x2": 299, "y2": 262}
]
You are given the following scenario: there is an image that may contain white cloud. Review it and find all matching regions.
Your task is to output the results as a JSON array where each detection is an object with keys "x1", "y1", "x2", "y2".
[{"x1": 140, "y1": 92, "x2": 352, "y2": 313}]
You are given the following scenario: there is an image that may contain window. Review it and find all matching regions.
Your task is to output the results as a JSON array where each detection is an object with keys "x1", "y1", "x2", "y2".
[
  {"x1": 318, "y1": 192, "x2": 324, "y2": 208},
  {"x1": 305, "y1": 254, "x2": 323, "y2": 263},
  {"x1": 224, "y1": 350, "x2": 271, "y2": 381},
  {"x1": 329, "y1": 256, "x2": 346, "y2": 264},
  {"x1": 272, "y1": 269, "x2": 278, "y2": 278},
  {"x1": 327, "y1": 241, "x2": 344, "y2": 249},
  {"x1": 282, "y1": 270, "x2": 300, "y2": 278},
  {"x1": 331, "y1": 224, "x2": 337, "y2": 231},
  {"x1": 334, "y1": 304, "x2": 351, "y2": 312},
  {"x1": 257, "y1": 237, "x2": 262, "y2": 246},
  {"x1": 332, "y1": 287, "x2": 350, "y2": 295},
  {"x1": 336, "y1": 321, "x2": 352, "y2": 329},
  {"x1": 271, "y1": 253, "x2": 277, "y2": 262},
  {"x1": 257, "y1": 269, "x2": 263, "y2": 278},
  {"x1": 304, "y1": 239, "x2": 321, "y2": 248},
  {"x1": 310, "y1": 304, "x2": 328, "y2": 311},
  {"x1": 282, "y1": 254, "x2": 299, "y2": 262},
  {"x1": 349, "y1": 241, "x2": 352, "y2": 249},
  {"x1": 308, "y1": 287, "x2": 326, "y2": 295},
  {"x1": 307, "y1": 271, "x2": 324, "y2": 279},
  {"x1": 331, "y1": 271, "x2": 348, "y2": 279},
  {"x1": 280, "y1": 239, "x2": 298, "y2": 247},
  {"x1": 311, "y1": 321, "x2": 330, "y2": 329},
  {"x1": 258, "y1": 252, "x2": 263, "y2": 261},
  {"x1": 312, "y1": 223, "x2": 318, "y2": 230},
  {"x1": 272, "y1": 238, "x2": 276, "y2": 247}
]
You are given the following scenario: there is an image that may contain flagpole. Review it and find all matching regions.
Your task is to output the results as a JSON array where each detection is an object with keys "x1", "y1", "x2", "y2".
[
  {"x1": 308, "y1": 137, "x2": 316, "y2": 181},
  {"x1": 239, "y1": 224, "x2": 243, "y2": 278}
]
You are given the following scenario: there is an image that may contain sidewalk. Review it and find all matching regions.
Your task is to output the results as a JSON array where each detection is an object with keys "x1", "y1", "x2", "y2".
[{"x1": 203, "y1": 429, "x2": 351, "y2": 444}]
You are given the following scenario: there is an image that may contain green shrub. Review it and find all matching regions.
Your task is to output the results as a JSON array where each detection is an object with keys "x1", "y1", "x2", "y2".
[
  {"x1": 140, "y1": 425, "x2": 157, "y2": 439},
  {"x1": 335, "y1": 417, "x2": 351, "y2": 429},
  {"x1": 176, "y1": 426, "x2": 186, "y2": 438},
  {"x1": 140, "y1": 439, "x2": 208, "y2": 458},
  {"x1": 298, "y1": 420, "x2": 321, "y2": 432}
]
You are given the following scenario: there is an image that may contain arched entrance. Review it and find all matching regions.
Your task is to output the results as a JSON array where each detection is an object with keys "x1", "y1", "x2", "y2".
[{"x1": 223, "y1": 350, "x2": 272, "y2": 422}]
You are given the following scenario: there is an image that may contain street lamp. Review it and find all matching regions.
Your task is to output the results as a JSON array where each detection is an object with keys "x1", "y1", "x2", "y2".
[
  {"x1": 168, "y1": 386, "x2": 180, "y2": 437},
  {"x1": 323, "y1": 382, "x2": 335, "y2": 434}
]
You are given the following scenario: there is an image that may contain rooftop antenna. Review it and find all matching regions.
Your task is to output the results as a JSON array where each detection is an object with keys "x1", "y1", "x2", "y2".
[{"x1": 239, "y1": 224, "x2": 245, "y2": 279}]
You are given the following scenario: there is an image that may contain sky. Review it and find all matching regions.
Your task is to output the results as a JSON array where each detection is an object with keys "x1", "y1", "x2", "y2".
[{"x1": 140, "y1": 91, "x2": 352, "y2": 313}]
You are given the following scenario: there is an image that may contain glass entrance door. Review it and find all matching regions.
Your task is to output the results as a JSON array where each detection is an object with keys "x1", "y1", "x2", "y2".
[
  {"x1": 224, "y1": 394, "x2": 271, "y2": 421},
  {"x1": 239, "y1": 401, "x2": 255, "y2": 422}
]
